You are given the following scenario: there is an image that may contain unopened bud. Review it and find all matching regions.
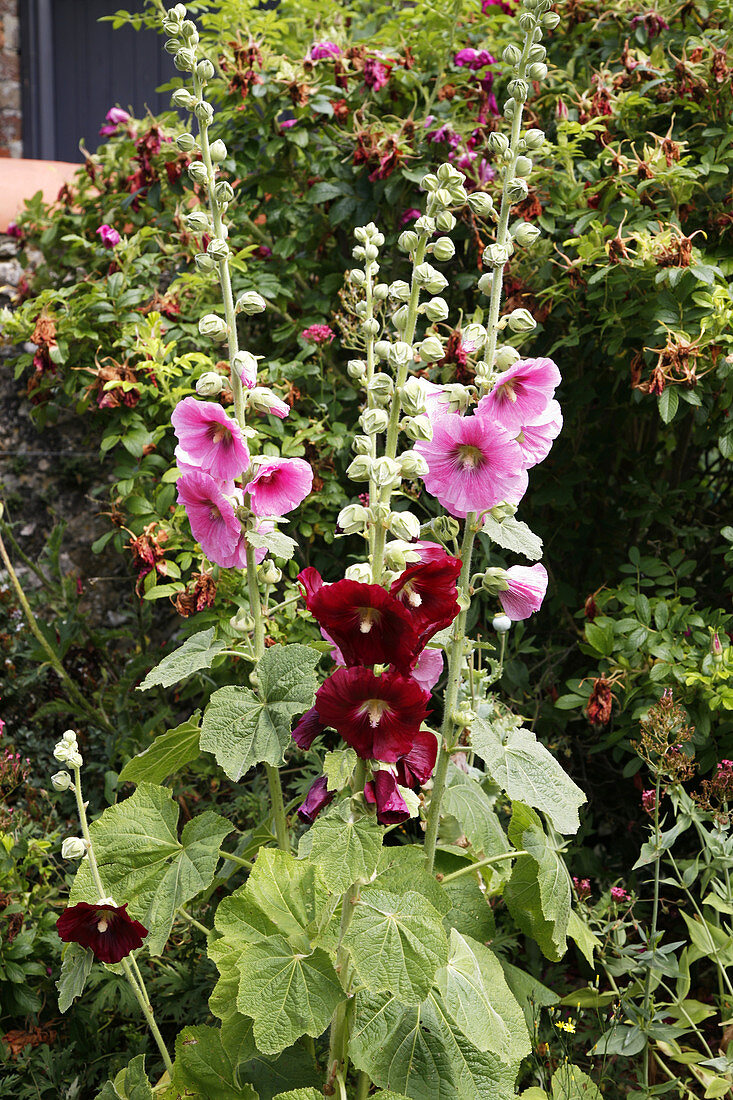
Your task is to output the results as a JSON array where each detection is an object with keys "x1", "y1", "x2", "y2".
[
  {"x1": 481, "y1": 567, "x2": 510, "y2": 595},
  {"x1": 372, "y1": 457, "x2": 401, "y2": 488},
  {"x1": 345, "y1": 563, "x2": 372, "y2": 583},
  {"x1": 432, "y1": 237, "x2": 455, "y2": 263},
  {"x1": 421, "y1": 172, "x2": 440, "y2": 192},
  {"x1": 185, "y1": 211, "x2": 209, "y2": 232},
  {"x1": 198, "y1": 314, "x2": 228, "y2": 340},
  {"x1": 507, "y1": 308, "x2": 537, "y2": 333},
  {"x1": 423, "y1": 297, "x2": 449, "y2": 323},
  {"x1": 209, "y1": 139, "x2": 228, "y2": 162},
  {"x1": 495, "y1": 345, "x2": 522, "y2": 369},
  {"x1": 477, "y1": 272, "x2": 493, "y2": 295},
  {"x1": 187, "y1": 161, "x2": 208, "y2": 184},
  {"x1": 346, "y1": 455, "x2": 373, "y2": 482},
  {"x1": 524, "y1": 127, "x2": 545, "y2": 150},
  {"x1": 193, "y1": 101, "x2": 214, "y2": 125},
  {"x1": 435, "y1": 210, "x2": 457, "y2": 232},
  {"x1": 711, "y1": 632, "x2": 724, "y2": 660},
  {"x1": 414, "y1": 216, "x2": 435, "y2": 234},
  {"x1": 453, "y1": 704, "x2": 477, "y2": 728},
  {"x1": 448, "y1": 184, "x2": 468, "y2": 206},
  {"x1": 502, "y1": 44, "x2": 522, "y2": 67},
  {"x1": 542, "y1": 10, "x2": 561, "y2": 27},
  {"x1": 337, "y1": 504, "x2": 369, "y2": 534},
  {"x1": 367, "y1": 373, "x2": 394, "y2": 400},
  {"x1": 235, "y1": 291, "x2": 267, "y2": 315},
  {"x1": 207, "y1": 237, "x2": 229, "y2": 261},
  {"x1": 374, "y1": 341, "x2": 391, "y2": 361},
  {"x1": 350, "y1": 268, "x2": 366, "y2": 287},
  {"x1": 171, "y1": 88, "x2": 195, "y2": 110},
  {"x1": 389, "y1": 280, "x2": 410, "y2": 302},
  {"x1": 392, "y1": 305, "x2": 409, "y2": 331},
  {"x1": 374, "y1": 283, "x2": 389, "y2": 301},
  {"x1": 214, "y1": 181, "x2": 234, "y2": 204},
  {"x1": 483, "y1": 243, "x2": 513, "y2": 268},
  {"x1": 232, "y1": 351, "x2": 258, "y2": 388},
  {"x1": 467, "y1": 192, "x2": 494, "y2": 217},
  {"x1": 398, "y1": 230, "x2": 419, "y2": 253},
  {"x1": 361, "y1": 318, "x2": 380, "y2": 337},
  {"x1": 414, "y1": 263, "x2": 448, "y2": 295},
  {"x1": 195, "y1": 253, "x2": 215, "y2": 273},
  {"x1": 401, "y1": 378, "x2": 427, "y2": 416},
  {"x1": 419, "y1": 335, "x2": 445, "y2": 363},
  {"x1": 62, "y1": 837, "x2": 87, "y2": 860},
  {"x1": 387, "y1": 341, "x2": 413, "y2": 368},
  {"x1": 399, "y1": 451, "x2": 429, "y2": 479},
  {"x1": 360, "y1": 408, "x2": 390, "y2": 435},
  {"x1": 493, "y1": 614, "x2": 512, "y2": 633},
  {"x1": 258, "y1": 560, "x2": 281, "y2": 585},
  {"x1": 433, "y1": 187, "x2": 453, "y2": 208},
  {"x1": 401, "y1": 414, "x2": 432, "y2": 442},
  {"x1": 389, "y1": 510, "x2": 421, "y2": 540},
  {"x1": 528, "y1": 62, "x2": 548, "y2": 80},
  {"x1": 462, "y1": 322, "x2": 487, "y2": 352},
  {"x1": 68, "y1": 751, "x2": 83, "y2": 769},
  {"x1": 512, "y1": 222, "x2": 542, "y2": 246},
  {"x1": 352, "y1": 435, "x2": 371, "y2": 455},
  {"x1": 429, "y1": 515, "x2": 460, "y2": 542},
  {"x1": 195, "y1": 372, "x2": 224, "y2": 397},
  {"x1": 176, "y1": 132, "x2": 197, "y2": 152},
  {"x1": 51, "y1": 771, "x2": 73, "y2": 792},
  {"x1": 174, "y1": 47, "x2": 196, "y2": 71},
  {"x1": 506, "y1": 177, "x2": 530, "y2": 203},
  {"x1": 347, "y1": 359, "x2": 367, "y2": 381},
  {"x1": 508, "y1": 78, "x2": 529, "y2": 102},
  {"x1": 196, "y1": 58, "x2": 215, "y2": 81},
  {"x1": 62, "y1": 730, "x2": 77, "y2": 744},
  {"x1": 514, "y1": 155, "x2": 533, "y2": 177},
  {"x1": 230, "y1": 609, "x2": 254, "y2": 633}
]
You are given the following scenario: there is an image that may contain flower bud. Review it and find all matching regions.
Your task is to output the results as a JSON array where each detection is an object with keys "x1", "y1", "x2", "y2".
[
  {"x1": 180, "y1": 19, "x2": 197, "y2": 39},
  {"x1": 369, "y1": 501, "x2": 391, "y2": 524},
  {"x1": 462, "y1": 323, "x2": 487, "y2": 352},
  {"x1": 528, "y1": 44, "x2": 547, "y2": 63},
  {"x1": 353, "y1": 246, "x2": 366, "y2": 262},
  {"x1": 68, "y1": 751, "x2": 83, "y2": 769},
  {"x1": 374, "y1": 283, "x2": 389, "y2": 302},
  {"x1": 258, "y1": 560, "x2": 282, "y2": 585},
  {"x1": 350, "y1": 268, "x2": 366, "y2": 287},
  {"x1": 347, "y1": 359, "x2": 367, "y2": 381},
  {"x1": 399, "y1": 451, "x2": 429, "y2": 479},
  {"x1": 186, "y1": 211, "x2": 209, "y2": 232},
  {"x1": 51, "y1": 771, "x2": 72, "y2": 792},
  {"x1": 512, "y1": 222, "x2": 542, "y2": 246},
  {"x1": 176, "y1": 132, "x2": 197, "y2": 152},
  {"x1": 209, "y1": 139, "x2": 228, "y2": 162},
  {"x1": 507, "y1": 308, "x2": 537, "y2": 333},
  {"x1": 495, "y1": 345, "x2": 522, "y2": 369},
  {"x1": 398, "y1": 230, "x2": 419, "y2": 253},
  {"x1": 372, "y1": 457, "x2": 401, "y2": 488},
  {"x1": 489, "y1": 501, "x2": 517, "y2": 521},
  {"x1": 355, "y1": 300, "x2": 368, "y2": 320},
  {"x1": 429, "y1": 515, "x2": 460, "y2": 541},
  {"x1": 53, "y1": 741, "x2": 71, "y2": 762},
  {"x1": 360, "y1": 408, "x2": 390, "y2": 435},
  {"x1": 392, "y1": 305, "x2": 409, "y2": 331},
  {"x1": 518, "y1": 11, "x2": 537, "y2": 30},
  {"x1": 435, "y1": 210, "x2": 457, "y2": 232},
  {"x1": 467, "y1": 192, "x2": 494, "y2": 218},
  {"x1": 401, "y1": 414, "x2": 432, "y2": 441},
  {"x1": 195, "y1": 372, "x2": 224, "y2": 397},
  {"x1": 232, "y1": 351, "x2": 259, "y2": 388},
  {"x1": 542, "y1": 10, "x2": 560, "y2": 27},
  {"x1": 235, "y1": 291, "x2": 267, "y2": 315},
  {"x1": 515, "y1": 155, "x2": 533, "y2": 177},
  {"x1": 437, "y1": 162, "x2": 465, "y2": 184},
  {"x1": 361, "y1": 318, "x2": 380, "y2": 337},
  {"x1": 171, "y1": 88, "x2": 195, "y2": 109},
  {"x1": 384, "y1": 542, "x2": 408, "y2": 572},
  {"x1": 368, "y1": 373, "x2": 394, "y2": 399},
  {"x1": 488, "y1": 132, "x2": 510, "y2": 156},
  {"x1": 247, "y1": 386, "x2": 288, "y2": 416},
  {"x1": 195, "y1": 253, "x2": 215, "y2": 273},
  {"x1": 421, "y1": 172, "x2": 440, "y2": 191},
  {"x1": 346, "y1": 455, "x2": 373, "y2": 482},
  {"x1": 388, "y1": 510, "x2": 421, "y2": 540},
  {"x1": 337, "y1": 504, "x2": 369, "y2": 534},
  {"x1": 414, "y1": 263, "x2": 448, "y2": 294},
  {"x1": 401, "y1": 378, "x2": 427, "y2": 416},
  {"x1": 449, "y1": 185, "x2": 468, "y2": 207},
  {"x1": 214, "y1": 181, "x2": 234, "y2": 203},
  {"x1": 432, "y1": 187, "x2": 453, "y2": 209},
  {"x1": 230, "y1": 609, "x2": 254, "y2": 633},
  {"x1": 483, "y1": 243, "x2": 513, "y2": 268},
  {"x1": 198, "y1": 313, "x2": 228, "y2": 340},
  {"x1": 62, "y1": 730, "x2": 77, "y2": 744},
  {"x1": 196, "y1": 58, "x2": 215, "y2": 81},
  {"x1": 164, "y1": 37, "x2": 181, "y2": 55},
  {"x1": 364, "y1": 244, "x2": 379, "y2": 262},
  {"x1": 528, "y1": 62, "x2": 548, "y2": 80},
  {"x1": 524, "y1": 127, "x2": 545, "y2": 150},
  {"x1": 432, "y1": 237, "x2": 455, "y2": 263},
  {"x1": 453, "y1": 703, "x2": 477, "y2": 729},
  {"x1": 414, "y1": 216, "x2": 435, "y2": 234},
  {"x1": 506, "y1": 178, "x2": 530, "y2": 203},
  {"x1": 389, "y1": 280, "x2": 411, "y2": 302},
  {"x1": 477, "y1": 272, "x2": 493, "y2": 295},
  {"x1": 62, "y1": 837, "x2": 87, "y2": 860},
  {"x1": 188, "y1": 161, "x2": 208, "y2": 184},
  {"x1": 384, "y1": 342, "x2": 411, "y2": 368},
  {"x1": 174, "y1": 47, "x2": 196, "y2": 71},
  {"x1": 352, "y1": 434, "x2": 371, "y2": 455},
  {"x1": 711, "y1": 631, "x2": 724, "y2": 661},
  {"x1": 423, "y1": 296, "x2": 449, "y2": 323},
  {"x1": 508, "y1": 78, "x2": 529, "y2": 102},
  {"x1": 207, "y1": 237, "x2": 229, "y2": 261},
  {"x1": 419, "y1": 335, "x2": 445, "y2": 363},
  {"x1": 502, "y1": 44, "x2": 522, "y2": 66},
  {"x1": 481, "y1": 567, "x2": 510, "y2": 595},
  {"x1": 194, "y1": 101, "x2": 214, "y2": 125},
  {"x1": 345, "y1": 563, "x2": 372, "y2": 583},
  {"x1": 443, "y1": 383, "x2": 473, "y2": 412},
  {"x1": 493, "y1": 614, "x2": 512, "y2": 633}
]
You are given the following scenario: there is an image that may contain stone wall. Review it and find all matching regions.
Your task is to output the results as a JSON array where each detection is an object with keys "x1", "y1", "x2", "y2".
[{"x1": 0, "y1": 0, "x2": 21, "y2": 157}]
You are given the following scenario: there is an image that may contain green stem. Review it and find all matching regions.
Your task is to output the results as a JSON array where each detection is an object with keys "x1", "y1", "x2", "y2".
[
  {"x1": 439, "y1": 849, "x2": 527, "y2": 883},
  {"x1": 641, "y1": 773, "x2": 662, "y2": 1093},
  {"x1": 176, "y1": 907, "x2": 212, "y2": 937},
  {"x1": 356, "y1": 1069, "x2": 371, "y2": 1100},
  {"x1": 218, "y1": 848, "x2": 253, "y2": 870}
]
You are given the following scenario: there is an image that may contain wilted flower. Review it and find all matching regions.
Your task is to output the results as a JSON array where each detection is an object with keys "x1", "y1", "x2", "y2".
[
  {"x1": 364, "y1": 770, "x2": 410, "y2": 824},
  {"x1": 310, "y1": 41, "x2": 341, "y2": 60},
  {"x1": 363, "y1": 58, "x2": 391, "y2": 90},
  {"x1": 56, "y1": 901, "x2": 148, "y2": 963},
  {"x1": 99, "y1": 107, "x2": 131, "y2": 136},
  {"x1": 454, "y1": 48, "x2": 496, "y2": 70},
  {"x1": 297, "y1": 776, "x2": 334, "y2": 823},
  {"x1": 394, "y1": 730, "x2": 438, "y2": 787}
]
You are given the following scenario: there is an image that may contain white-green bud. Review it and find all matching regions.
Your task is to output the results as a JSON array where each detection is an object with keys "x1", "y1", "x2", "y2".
[
  {"x1": 180, "y1": 19, "x2": 197, "y2": 39},
  {"x1": 62, "y1": 837, "x2": 87, "y2": 860},
  {"x1": 345, "y1": 563, "x2": 372, "y2": 583},
  {"x1": 174, "y1": 47, "x2": 196, "y2": 71},
  {"x1": 515, "y1": 155, "x2": 533, "y2": 177},
  {"x1": 51, "y1": 771, "x2": 72, "y2": 792},
  {"x1": 355, "y1": 300, "x2": 367, "y2": 317},
  {"x1": 508, "y1": 78, "x2": 529, "y2": 102},
  {"x1": 350, "y1": 268, "x2": 366, "y2": 287},
  {"x1": 437, "y1": 162, "x2": 465, "y2": 185},
  {"x1": 195, "y1": 252, "x2": 215, "y2": 273},
  {"x1": 421, "y1": 172, "x2": 440, "y2": 191},
  {"x1": 449, "y1": 184, "x2": 468, "y2": 206},
  {"x1": 198, "y1": 313, "x2": 228, "y2": 340},
  {"x1": 232, "y1": 351, "x2": 258, "y2": 387},
  {"x1": 369, "y1": 501, "x2": 391, "y2": 523},
  {"x1": 196, "y1": 58, "x2": 215, "y2": 81},
  {"x1": 53, "y1": 741, "x2": 71, "y2": 763},
  {"x1": 392, "y1": 305, "x2": 410, "y2": 331},
  {"x1": 398, "y1": 451, "x2": 429, "y2": 479},
  {"x1": 506, "y1": 178, "x2": 530, "y2": 203},
  {"x1": 524, "y1": 129, "x2": 545, "y2": 151},
  {"x1": 337, "y1": 504, "x2": 369, "y2": 534},
  {"x1": 258, "y1": 560, "x2": 282, "y2": 585},
  {"x1": 187, "y1": 161, "x2": 208, "y2": 184},
  {"x1": 207, "y1": 237, "x2": 229, "y2": 261},
  {"x1": 435, "y1": 210, "x2": 457, "y2": 232},
  {"x1": 401, "y1": 377, "x2": 427, "y2": 416},
  {"x1": 384, "y1": 542, "x2": 408, "y2": 572},
  {"x1": 488, "y1": 131, "x2": 509, "y2": 155},
  {"x1": 462, "y1": 322, "x2": 487, "y2": 352},
  {"x1": 414, "y1": 216, "x2": 435, "y2": 234},
  {"x1": 229, "y1": 609, "x2": 254, "y2": 633},
  {"x1": 542, "y1": 10, "x2": 561, "y2": 28},
  {"x1": 372, "y1": 457, "x2": 402, "y2": 488},
  {"x1": 414, "y1": 263, "x2": 448, "y2": 294},
  {"x1": 495, "y1": 345, "x2": 522, "y2": 369},
  {"x1": 171, "y1": 88, "x2": 195, "y2": 109},
  {"x1": 512, "y1": 222, "x2": 542, "y2": 246},
  {"x1": 398, "y1": 230, "x2": 419, "y2": 253},
  {"x1": 347, "y1": 359, "x2": 367, "y2": 381},
  {"x1": 388, "y1": 510, "x2": 421, "y2": 540},
  {"x1": 477, "y1": 272, "x2": 493, "y2": 295},
  {"x1": 360, "y1": 408, "x2": 390, "y2": 435},
  {"x1": 433, "y1": 187, "x2": 453, "y2": 208},
  {"x1": 504, "y1": 99, "x2": 517, "y2": 120},
  {"x1": 164, "y1": 37, "x2": 181, "y2": 55},
  {"x1": 362, "y1": 318, "x2": 380, "y2": 337},
  {"x1": 528, "y1": 44, "x2": 547, "y2": 63},
  {"x1": 528, "y1": 62, "x2": 548, "y2": 80},
  {"x1": 483, "y1": 242, "x2": 513, "y2": 268},
  {"x1": 352, "y1": 245, "x2": 366, "y2": 262},
  {"x1": 389, "y1": 280, "x2": 410, "y2": 302},
  {"x1": 493, "y1": 614, "x2": 512, "y2": 633},
  {"x1": 193, "y1": 101, "x2": 214, "y2": 126},
  {"x1": 432, "y1": 237, "x2": 455, "y2": 263},
  {"x1": 195, "y1": 372, "x2": 224, "y2": 397},
  {"x1": 68, "y1": 751, "x2": 83, "y2": 769},
  {"x1": 346, "y1": 455, "x2": 373, "y2": 482},
  {"x1": 419, "y1": 335, "x2": 445, "y2": 362},
  {"x1": 423, "y1": 297, "x2": 449, "y2": 323},
  {"x1": 62, "y1": 730, "x2": 77, "y2": 744},
  {"x1": 518, "y1": 11, "x2": 537, "y2": 30},
  {"x1": 185, "y1": 211, "x2": 209, "y2": 232},
  {"x1": 176, "y1": 132, "x2": 197, "y2": 152},
  {"x1": 467, "y1": 192, "x2": 494, "y2": 218},
  {"x1": 214, "y1": 181, "x2": 234, "y2": 203},
  {"x1": 374, "y1": 283, "x2": 389, "y2": 301},
  {"x1": 507, "y1": 308, "x2": 537, "y2": 333},
  {"x1": 443, "y1": 383, "x2": 473, "y2": 412},
  {"x1": 209, "y1": 139, "x2": 228, "y2": 162},
  {"x1": 502, "y1": 44, "x2": 522, "y2": 66},
  {"x1": 368, "y1": 373, "x2": 394, "y2": 400},
  {"x1": 235, "y1": 291, "x2": 267, "y2": 315},
  {"x1": 374, "y1": 341, "x2": 391, "y2": 360},
  {"x1": 364, "y1": 243, "x2": 379, "y2": 262},
  {"x1": 352, "y1": 435, "x2": 371, "y2": 455},
  {"x1": 387, "y1": 341, "x2": 413, "y2": 368},
  {"x1": 401, "y1": 414, "x2": 432, "y2": 441},
  {"x1": 482, "y1": 566, "x2": 510, "y2": 594}
]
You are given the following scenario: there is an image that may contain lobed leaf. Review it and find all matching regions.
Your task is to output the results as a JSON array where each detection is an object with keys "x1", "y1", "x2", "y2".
[{"x1": 137, "y1": 628, "x2": 226, "y2": 691}]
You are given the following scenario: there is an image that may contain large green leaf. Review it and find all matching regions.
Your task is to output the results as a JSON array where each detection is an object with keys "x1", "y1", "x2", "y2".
[
  {"x1": 435, "y1": 853, "x2": 495, "y2": 940},
  {"x1": 503, "y1": 804, "x2": 571, "y2": 961},
  {"x1": 551, "y1": 1065, "x2": 602, "y2": 1100},
  {"x1": 272, "y1": 1091, "x2": 322, "y2": 1100},
  {"x1": 436, "y1": 931, "x2": 530, "y2": 1059},
  {"x1": 441, "y1": 766, "x2": 510, "y2": 857},
  {"x1": 239, "y1": 1042, "x2": 321, "y2": 1099},
  {"x1": 118, "y1": 715, "x2": 201, "y2": 786},
  {"x1": 423, "y1": 992, "x2": 521, "y2": 1100},
  {"x1": 137, "y1": 628, "x2": 226, "y2": 691},
  {"x1": 171, "y1": 1025, "x2": 257, "y2": 1100},
  {"x1": 200, "y1": 644, "x2": 319, "y2": 780},
  {"x1": 70, "y1": 783, "x2": 232, "y2": 953},
  {"x1": 236, "y1": 934, "x2": 345, "y2": 1055},
  {"x1": 306, "y1": 806, "x2": 383, "y2": 893},
  {"x1": 482, "y1": 515, "x2": 543, "y2": 561},
  {"x1": 95, "y1": 1056, "x2": 153, "y2": 1100},
  {"x1": 57, "y1": 942, "x2": 93, "y2": 1013},
  {"x1": 244, "y1": 848, "x2": 337, "y2": 949},
  {"x1": 343, "y1": 888, "x2": 448, "y2": 1004},
  {"x1": 499, "y1": 960, "x2": 559, "y2": 1029},
  {"x1": 471, "y1": 717, "x2": 585, "y2": 835},
  {"x1": 375, "y1": 846, "x2": 451, "y2": 917}
]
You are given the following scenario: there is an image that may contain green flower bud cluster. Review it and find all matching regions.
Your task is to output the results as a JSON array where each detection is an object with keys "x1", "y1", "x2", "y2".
[{"x1": 53, "y1": 729, "x2": 82, "y2": 770}]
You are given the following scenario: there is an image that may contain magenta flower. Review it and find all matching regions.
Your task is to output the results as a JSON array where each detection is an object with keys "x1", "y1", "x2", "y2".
[
  {"x1": 298, "y1": 776, "x2": 334, "y2": 823},
  {"x1": 516, "y1": 399, "x2": 563, "y2": 468},
  {"x1": 610, "y1": 886, "x2": 630, "y2": 902},
  {"x1": 96, "y1": 224, "x2": 121, "y2": 248},
  {"x1": 215, "y1": 521, "x2": 274, "y2": 570},
  {"x1": 310, "y1": 41, "x2": 341, "y2": 60},
  {"x1": 454, "y1": 48, "x2": 496, "y2": 70},
  {"x1": 248, "y1": 457, "x2": 313, "y2": 517},
  {"x1": 177, "y1": 470, "x2": 241, "y2": 564},
  {"x1": 414, "y1": 410, "x2": 527, "y2": 517},
  {"x1": 301, "y1": 323, "x2": 335, "y2": 345},
  {"x1": 99, "y1": 107, "x2": 131, "y2": 136},
  {"x1": 363, "y1": 58, "x2": 391, "y2": 90},
  {"x1": 6, "y1": 221, "x2": 21, "y2": 240},
  {"x1": 478, "y1": 358, "x2": 561, "y2": 435},
  {"x1": 400, "y1": 208, "x2": 422, "y2": 225},
  {"x1": 482, "y1": 0, "x2": 516, "y2": 13},
  {"x1": 172, "y1": 396, "x2": 250, "y2": 481},
  {"x1": 280, "y1": 118, "x2": 297, "y2": 130},
  {"x1": 499, "y1": 564, "x2": 548, "y2": 621},
  {"x1": 57, "y1": 901, "x2": 147, "y2": 964},
  {"x1": 249, "y1": 387, "x2": 290, "y2": 419},
  {"x1": 641, "y1": 789, "x2": 657, "y2": 814},
  {"x1": 364, "y1": 770, "x2": 410, "y2": 825}
]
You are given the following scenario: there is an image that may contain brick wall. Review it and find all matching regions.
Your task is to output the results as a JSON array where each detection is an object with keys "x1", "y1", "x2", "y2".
[{"x1": 0, "y1": 0, "x2": 21, "y2": 156}]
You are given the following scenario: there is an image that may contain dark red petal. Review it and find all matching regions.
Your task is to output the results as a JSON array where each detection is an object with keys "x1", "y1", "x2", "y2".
[
  {"x1": 56, "y1": 902, "x2": 147, "y2": 964},
  {"x1": 297, "y1": 566, "x2": 324, "y2": 603},
  {"x1": 365, "y1": 771, "x2": 410, "y2": 825},
  {"x1": 297, "y1": 775, "x2": 334, "y2": 823},
  {"x1": 315, "y1": 667, "x2": 430, "y2": 762},
  {"x1": 395, "y1": 730, "x2": 439, "y2": 788},
  {"x1": 292, "y1": 706, "x2": 324, "y2": 750},
  {"x1": 391, "y1": 553, "x2": 461, "y2": 648}
]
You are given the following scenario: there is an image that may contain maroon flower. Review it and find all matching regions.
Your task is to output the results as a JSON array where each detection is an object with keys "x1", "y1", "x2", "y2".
[
  {"x1": 394, "y1": 730, "x2": 438, "y2": 788},
  {"x1": 390, "y1": 551, "x2": 462, "y2": 647},
  {"x1": 298, "y1": 776, "x2": 334, "y2": 823},
  {"x1": 315, "y1": 667, "x2": 430, "y2": 761},
  {"x1": 292, "y1": 706, "x2": 324, "y2": 750},
  {"x1": 364, "y1": 770, "x2": 410, "y2": 825},
  {"x1": 299, "y1": 568, "x2": 421, "y2": 674},
  {"x1": 56, "y1": 901, "x2": 147, "y2": 964}
]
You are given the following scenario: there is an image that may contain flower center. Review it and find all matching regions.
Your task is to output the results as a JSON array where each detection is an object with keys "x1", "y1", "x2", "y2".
[
  {"x1": 457, "y1": 444, "x2": 484, "y2": 470},
  {"x1": 358, "y1": 607, "x2": 381, "y2": 633},
  {"x1": 401, "y1": 582, "x2": 422, "y2": 608},
  {"x1": 209, "y1": 505, "x2": 222, "y2": 522},
  {"x1": 358, "y1": 698, "x2": 392, "y2": 728},
  {"x1": 210, "y1": 423, "x2": 232, "y2": 445},
  {"x1": 498, "y1": 379, "x2": 520, "y2": 404},
  {"x1": 97, "y1": 917, "x2": 109, "y2": 933}
]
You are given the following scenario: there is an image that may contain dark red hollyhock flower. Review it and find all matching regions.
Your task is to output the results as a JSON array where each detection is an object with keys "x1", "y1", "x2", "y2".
[
  {"x1": 395, "y1": 730, "x2": 438, "y2": 788},
  {"x1": 298, "y1": 567, "x2": 420, "y2": 674},
  {"x1": 364, "y1": 770, "x2": 410, "y2": 825},
  {"x1": 315, "y1": 666, "x2": 430, "y2": 761},
  {"x1": 56, "y1": 902, "x2": 147, "y2": 964},
  {"x1": 292, "y1": 706, "x2": 324, "y2": 750},
  {"x1": 297, "y1": 776, "x2": 334, "y2": 823},
  {"x1": 390, "y1": 551, "x2": 462, "y2": 647}
]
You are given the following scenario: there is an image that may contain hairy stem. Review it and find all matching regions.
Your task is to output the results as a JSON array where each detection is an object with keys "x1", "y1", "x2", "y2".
[{"x1": 439, "y1": 848, "x2": 528, "y2": 883}]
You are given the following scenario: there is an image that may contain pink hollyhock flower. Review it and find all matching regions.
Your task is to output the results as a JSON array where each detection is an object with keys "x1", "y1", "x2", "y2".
[
  {"x1": 478, "y1": 358, "x2": 561, "y2": 435},
  {"x1": 298, "y1": 568, "x2": 421, "y2": 674},
  {"x1": 292, "y1": 706, "x2": 324, "y2": 750},
  {"x1": 475, "y1": 158, "x2": 496, "y2": 184},
  {"x1": 177, "y1": 470, "x2": 241, "y2": 563},
  {"x1": 215, "y1": 520, "x2": 274, "y2": 569},
  {"x1": 298, "y1": 776, "x2": 334, "y2": 823},
  {"x1": 56, "y1": 901, "x2": 147, "y2": 964},
  {"x1": 410, "y1": 648, "x2": 444, "y2": 692},
  {"x1": 316, "y1": 667, "x2": 430, "y2": 761},
  {"x1": 414, "y1": 410, "x2": 527, "y2": 517},
  {"x1": 410, "y1": 540, "x2": 453, "y2": 564},
  {"x1": 301, "y1": 323, "x2": 335, "y2": 345},
  {"x1": 395, "y1": 730, "x2": 438, "y2": 787},
  {"x1": 364, "y1": 770, "x2": 410, "y2": 825},
  {"x1": 96, "y1": 224, "x2": 121, "y2": 248},
  {"x1": 391, "y1": 551, "x2": 462, "y2": 648},
  {"x1": 363, "y1": 58, "x2": 391, "y2": 90},
  {"x1": 455, "y1": 48, "x2": 496, "y2": 71},
  {"x1": 482, "y1": 0, "x2": 516, "y2": 13},
  {"x1": 516, "y1": 400, "x2": 563, "y2": 468},
  {"x1": 498, "y1": 563, "x2": 548, "y2": 621},
  {"x1": 248, "y1": 457, "x2": 313, "y2": 517},
  {"x1": 310, "y1": 41, "x2": 341, "y2": 60},
  {"x1": 400, "y1": 208, "x2": 422, "y2": 225},
  {"x1": 99, "y1": 107, "x2": 131, "y2": 136},
  {"x1": 172, "y1": 396, "x2": 250, "y2": 481}
]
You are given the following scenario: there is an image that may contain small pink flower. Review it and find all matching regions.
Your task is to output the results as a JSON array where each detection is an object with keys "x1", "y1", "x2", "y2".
[
  {"x1": 573, "y1": 877, "x2": 591, "y2": 900},
  {"x1": 310, "y1": 41, "x2": 341, "y2": 60},
  {"x1": 301, "y1": 323, "x2": 335, "y2": 345},
  {"x1": 6, "y1": 221, "x2": 22, "y2": 239},
  {"x1": 363, "y1": 58, "x2": 391, "y2": 91},
  {"x1": 99, "y1": 107, "x2": 131, "y2": 136},
  {"x1": 216, "y1": 521, "x2": 275, "y2": 569},
  {"x1": 249, "y1": 387, "x2": 290, "y2": 419},
  {"x1": 499, "y1": 564, "x2": 548, "y2": 621},
  {"x1": 400, "y1": 208, "x2": 422, "y2": 225},
  {"x1": 454, "y1": 48, "x2": 496, "y2": 71},
  {"x1": 482, "y1": 0, "x2": 516, "y2": 13},
  {"x1": 516, "y1": 400, "x2": 563, "y2": 468},
  {"x1": 641, "y1": 789, "x2": 657, "y2": 814},
  {"x1": 177, "y1": 470, "x2": 241, "y2": 565},
  {"x1": 172, "y1": 396, "x2": 250, "y2": 481},
  {"x1": 280, "y1": 118, "x2": 297, "y2": 130},
  {"x1": 96, "y1": 224, "x2": 121, "y2": 248},
  {"x1": 610, "y1": 886, "x2": 630, "y2": 902},
  {"x1": 414, "y1": 410, "x2": 527, "y2": 517},
  {"x1": 248, "y1": 457, "x2": 313, "y2": 517},
  {"x1": 478, "y1": 358, "x2": 561, "y2": 434}
]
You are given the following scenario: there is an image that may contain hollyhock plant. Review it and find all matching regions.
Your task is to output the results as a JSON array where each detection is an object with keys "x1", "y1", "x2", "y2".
[
  {"x1": 292, "y1": 706, "x2": 325, "y2": 750},
  {"x1": 410, "y1": 647, "x2": 444, "y2": 693},
  {"x1": 414, "y1": 410, "x2": 528, "y2": 517},
  {"x1": 176, "y1": 470, "x2": 241, "y2": 563},
  {"x1": 315, "y1": 667, "x2": 430, "y2": 761},
  {"x1": 297, "y1": 776, "x2": 334, "y2": 823},
  {"x1": 498, "y1": 563, "x2": 549, "y2": 620},
  {"x1": 172, "y1": 396, "x2": 250, "y2": 480},
  {"x1": 364, "y1": 770, "x2": 410, "y2": 825},
  {"x1": 56, "y1": 902, "x2": 148, "y2": 964},
  {"x1": 390, "y1": 552, "x2": 462, "y2": 646},
  {"x1": 96, "y1": 224, "x2": 121, "y2": 248},
  {"x1": 247, "y1": 457, "x2": 313, "y2": 517},
  {"x1": 477, "y1": 357, "x2": 561, "y2": 434}
]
